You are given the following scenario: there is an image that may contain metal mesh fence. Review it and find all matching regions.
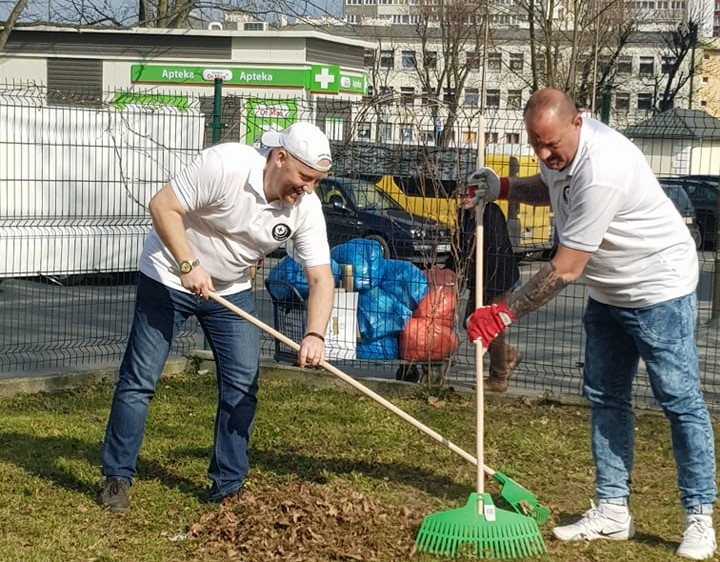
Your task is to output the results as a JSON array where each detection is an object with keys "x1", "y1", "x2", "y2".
[{"x1": 1, "y1": 83, "x2": 719, "y2": 411}]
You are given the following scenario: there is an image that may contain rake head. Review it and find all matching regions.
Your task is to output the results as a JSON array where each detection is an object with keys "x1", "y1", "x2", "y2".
[
  {"x1": 493, "y1": 471, "x2": 552, "y2": 525},
  {"x1": 415, "y1": 493, "x2": 547, "y2": 559}
]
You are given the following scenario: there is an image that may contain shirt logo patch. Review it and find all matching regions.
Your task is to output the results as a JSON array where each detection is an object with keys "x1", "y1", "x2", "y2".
[
  {"x1": 562, "y1": 185, "x2": 571, "y2": 204},
  {"x1": 272, "y1": 224, "x2": 292, "y2": 241}
]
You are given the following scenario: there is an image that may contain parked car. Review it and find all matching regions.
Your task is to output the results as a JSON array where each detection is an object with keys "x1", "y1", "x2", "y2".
[
  {"x1": 658, "y1": 180, "x2": 702, "y2": 249},
  {"x1": 658, "y1": 175, "x2": 718, "y2": 249},
  {"x1": 316, "y1": 176, "x2": 452, "y2": 265},
  {"x1": 371, "y1": 166, "x2": 554, "y2": 259}
]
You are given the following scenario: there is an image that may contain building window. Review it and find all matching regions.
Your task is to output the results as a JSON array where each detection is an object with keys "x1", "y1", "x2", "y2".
[
  {"x1": 400, "y1": 124, "x2": 414, "y2": 141},
  {"x1": 420, "y1": 130, "x2": 436, "y2": 145},
  {"x1": 617, "y1": 56, "x2": 632, "y2": 74},
  {"x1": 466, "y1": 50, "x2": 480, "y2": 70},
  {"x1": 443, "y1": 88, "x2": 455, "y2": 105},
  {"x1": 637, "y1": 92, "x2": 653, "y2": 110},
  {"x1": 379, "y1": 86, "x2": 393, "y2": 100},
  {"x1": 346, "y1": 14, "x2": 360, "y2": 23},
  {"x1": 401, "y1": 86, "x2": 415, "y2": 106},
  {"x1": 401, "y1": 50, "x2": 416, "y2": 69},
  {"x1": 424, "y1": 51, "x2": 437, "y2": 70},
  {"x1": 356, "y1": 122, "x2": 372, "y2": 140},
  {"x1": 380, "y1": 50, "x2": 394, "y2": 69},
  {"x1": 364, "y1": 49, "x2": 375, "y2": 67},
  {"x1": 615, "y1": 92, "x2": 630, "y2": 111},
  {"x1": 506, "y1": 132, "x2": 520, "y2": 144},
  {"x1": 393, "y1": 13, "x2": 419, "y2": 23},
  {"x1": 486, "y1": 89, "x2": 500, "y2": 108},
  {"x1": 485, "y1": 131, "x2": 499, "y2": 144},
  {"x1": 378, "y1": 122, "x2": 394, "y2": 142},
  {"x1": 421, "y1": 88, "x2": 436, "y2": 106},
  {"x1": 509, "y1": 53, "x2": 523, "y2": 72},
  {"x1": 662, "y1": 56, "x2": 675, "y2": 74},
  {"x1": 464, "y1": 88, "x2": 479, "y2": 107},
  {"x1": 488, "y1": 52, "x2": 501, "y2": 71},
  {"x1": 639, "y1": 56, "x2": 655, "y2": 76},
  {"x1": 507, "y1": 89, "x2": 522, "y2": 109},
  {"x1": 462, "y1": 130, "x2": 477, "y2": 145}
]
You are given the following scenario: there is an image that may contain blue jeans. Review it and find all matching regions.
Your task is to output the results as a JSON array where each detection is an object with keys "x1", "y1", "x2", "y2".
[
  {"x1": 583, "y1": 294, "x2": 716, "y2": 512},
  {"x1": 101, "y1": 273, "x2": 260, "y2": 501}
]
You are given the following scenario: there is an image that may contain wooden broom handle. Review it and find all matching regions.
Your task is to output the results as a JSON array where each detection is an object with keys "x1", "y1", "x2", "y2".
[
  {"x1": 207, "y1": 290, "x2": 498, "y2": 475},
  {"x1": 474, "y1": 203, "x2": 486, "y2": 498}
]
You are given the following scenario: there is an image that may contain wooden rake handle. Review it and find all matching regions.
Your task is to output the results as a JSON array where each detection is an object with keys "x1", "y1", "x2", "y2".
[{"x1": 207, "y1": 290, "x2": 497, "y2": 476}]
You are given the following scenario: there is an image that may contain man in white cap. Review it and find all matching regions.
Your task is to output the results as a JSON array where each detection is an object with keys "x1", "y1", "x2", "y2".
[{"x1": 99, "y1": 121, "x2": 335, "y2": 511}]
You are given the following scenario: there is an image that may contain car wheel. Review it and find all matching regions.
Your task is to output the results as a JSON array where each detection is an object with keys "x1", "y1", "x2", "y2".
[{"x1": 365, "y1": 234, "x2": 392, "y2": 259}]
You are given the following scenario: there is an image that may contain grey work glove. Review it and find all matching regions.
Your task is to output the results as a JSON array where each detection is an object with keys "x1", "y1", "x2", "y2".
[{"x1": 466, "y1": 167, "x2": 501, "y2": 204}]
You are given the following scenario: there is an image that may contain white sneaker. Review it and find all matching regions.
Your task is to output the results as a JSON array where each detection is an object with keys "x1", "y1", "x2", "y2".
[
  {"x1": 677, "y1": 514, "x2": 716, "y2": 560},
  {"x1": 552, "y1": 501, "x2": 635, "y2": 541}
]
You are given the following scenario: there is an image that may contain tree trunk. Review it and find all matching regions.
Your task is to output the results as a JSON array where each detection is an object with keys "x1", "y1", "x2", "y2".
[{"x1": 0, "y1": 0, "x2": 29, "y2": 52}]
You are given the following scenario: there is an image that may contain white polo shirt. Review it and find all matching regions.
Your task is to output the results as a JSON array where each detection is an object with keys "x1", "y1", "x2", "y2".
[
  {"x1": 139, "y1": 143, "x2": 331, "y2": 295},
  {"x1": 540, "y1": 116, "x2": 697, "y2": 307}
]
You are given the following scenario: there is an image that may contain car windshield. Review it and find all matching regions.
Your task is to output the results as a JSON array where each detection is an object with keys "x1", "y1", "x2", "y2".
[
  {"x1": 345, "y1": 179, "x2": 404, "y2": 211},
  {"x1": 663, "y1": 184, "x2": 694, "y2": 214}
]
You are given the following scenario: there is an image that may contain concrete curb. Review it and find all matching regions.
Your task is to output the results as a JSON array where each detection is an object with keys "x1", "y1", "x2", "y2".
[{"x1": 0, "y1": 349, "x2": 585, "y2": 410}]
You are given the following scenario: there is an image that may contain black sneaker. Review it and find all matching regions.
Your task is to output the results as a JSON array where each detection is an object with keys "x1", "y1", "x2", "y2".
[{"x1": 100, "y1": 477, "x2": 130, "y2": 512}]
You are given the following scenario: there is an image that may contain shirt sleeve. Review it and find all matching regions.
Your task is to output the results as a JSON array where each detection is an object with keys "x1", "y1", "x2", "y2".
[{"x1": 170, "y1": 147, "x2": 228, "y2": 212}]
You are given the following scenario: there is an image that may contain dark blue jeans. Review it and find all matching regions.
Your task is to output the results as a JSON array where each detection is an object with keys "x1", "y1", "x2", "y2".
[
  {"x1": 101, "y1": 273, "x2": 260, "y2": 501},
  {"x1": 583, "y1": 293, "x2": 716, "y2": 512}
]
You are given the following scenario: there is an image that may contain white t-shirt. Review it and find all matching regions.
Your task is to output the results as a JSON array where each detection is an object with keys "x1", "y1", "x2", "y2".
[
  {"x1": 541, "y1": 116, "x2": 698, "y2": 307},
  {"x1": 139, "y1": 143, "x2": 331, "y2": 295}
]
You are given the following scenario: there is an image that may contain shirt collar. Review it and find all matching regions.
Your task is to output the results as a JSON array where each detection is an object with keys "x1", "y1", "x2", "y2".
[{"x1": 564, "y1": 116, "x2": 592, "y2": 177}]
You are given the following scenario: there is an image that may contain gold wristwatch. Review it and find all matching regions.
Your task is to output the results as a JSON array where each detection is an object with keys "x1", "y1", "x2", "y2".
[{"x1": 179, "y1": 258, "x2": 200, "y2": 275}]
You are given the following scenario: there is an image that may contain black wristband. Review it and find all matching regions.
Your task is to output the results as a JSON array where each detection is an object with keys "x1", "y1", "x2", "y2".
[{"x1": 303, "y1": 331, "x2": 325, "y2": 343}]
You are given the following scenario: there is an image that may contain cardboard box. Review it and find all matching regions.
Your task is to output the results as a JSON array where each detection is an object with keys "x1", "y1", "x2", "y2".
[{"x1": 324, "y1": 289, "x2": 358, "y2": 360}]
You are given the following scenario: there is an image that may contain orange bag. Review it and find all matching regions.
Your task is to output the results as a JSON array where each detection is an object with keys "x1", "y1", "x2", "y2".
[
  {"x1": 399, "y1": 316, "x2": 459, "y2": 362},
  {"x1": 413, "y1": 284, "x2": 457, "y2": 327}
]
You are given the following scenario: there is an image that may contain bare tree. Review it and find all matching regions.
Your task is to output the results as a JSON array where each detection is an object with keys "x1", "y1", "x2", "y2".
[
  {"x1": 511, "y1": 0, "x2": 635, "y2": 108},
  {"x1": 0, "y1": 0, "x2": 29, "y2": 51},
  {"x1": 411, "y1": 0, "x2": 489, "y2": 147},
  {"x1": 2, "y1": 0, "x2": 338, "y2": 28},
  {"x1": 654, "y1": 20, "x2": 699, "y2": 112}
]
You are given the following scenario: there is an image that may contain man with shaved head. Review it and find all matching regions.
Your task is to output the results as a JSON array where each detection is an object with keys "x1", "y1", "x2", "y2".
[{"x1": 465, "y1": 88, "x2": 716, "y2": 559}]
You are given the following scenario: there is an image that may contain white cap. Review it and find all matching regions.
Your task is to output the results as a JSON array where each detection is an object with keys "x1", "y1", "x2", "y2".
[{"x1": 261, "y1": 121, "x2": 333, "y2": 172}]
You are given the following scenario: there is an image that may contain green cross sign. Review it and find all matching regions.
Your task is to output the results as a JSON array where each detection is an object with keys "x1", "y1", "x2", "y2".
[{"x1": 309, "y1": 65, "x2": 340, "y2": 93}]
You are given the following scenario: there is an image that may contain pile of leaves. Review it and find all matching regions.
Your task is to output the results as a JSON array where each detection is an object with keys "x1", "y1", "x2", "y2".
[{"x1": 187, "y1": 475, "x2": 428, "y2": 561}]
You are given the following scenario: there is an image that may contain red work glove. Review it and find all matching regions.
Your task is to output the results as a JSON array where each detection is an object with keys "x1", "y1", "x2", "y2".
[{"x1": 466, "y1": 302, "x2": 516, "y2": 350}]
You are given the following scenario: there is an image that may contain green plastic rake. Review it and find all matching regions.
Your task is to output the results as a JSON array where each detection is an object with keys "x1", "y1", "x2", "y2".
[
  {"x1": 415, "y1": 199, "x2": 547, "y2": 559},
  {"x1": 416, "y1": 493, "x2": 546, "y2": 558}
]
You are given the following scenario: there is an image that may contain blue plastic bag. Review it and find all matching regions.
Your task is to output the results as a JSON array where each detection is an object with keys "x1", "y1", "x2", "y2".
[
  {"x1": 380, "y1": 259, "x2": 429, "y2": 311},
  {"x1": 266, "y1": 255, "x2": 341, "y2": 301},
  {"x1": 331, "y1": 238, "x2": 385, "y2": 291},
  {"x1": 357, "y1": 286, "x2": 412, "y2": 341},
  {"x1": 357, "y1": 335, "x2": 399, "y2": 360}
]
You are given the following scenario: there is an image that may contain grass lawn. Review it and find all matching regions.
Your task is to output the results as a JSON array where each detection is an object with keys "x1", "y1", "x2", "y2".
[{"x1": 0, "y1": 368, "x2": 716, "y2": 561}]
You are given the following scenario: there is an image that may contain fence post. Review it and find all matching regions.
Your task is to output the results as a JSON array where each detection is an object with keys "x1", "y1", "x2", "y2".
[
  {"x1": 600, "y1": 90, "x2": 611, "y2": 125},
  {"x1": 210, "y1": 77, "x2": 225, "y2": 145}
]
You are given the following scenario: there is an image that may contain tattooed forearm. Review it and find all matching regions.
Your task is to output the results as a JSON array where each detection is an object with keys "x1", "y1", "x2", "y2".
[
  {"x1": 506, "y1": 261, "x2": 570, "y2": 318},
  {"x1": 509, "y1": 174, "x2": 551, "y2": 206}
]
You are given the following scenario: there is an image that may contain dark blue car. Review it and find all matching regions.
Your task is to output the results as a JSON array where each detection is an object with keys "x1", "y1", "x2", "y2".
[
  {"x1": 316, "y1": 176, "x2": 452, "y2": 266},
  {"x1": 658, "y1": 175, "x2": 718, "y2": 250}
]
